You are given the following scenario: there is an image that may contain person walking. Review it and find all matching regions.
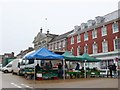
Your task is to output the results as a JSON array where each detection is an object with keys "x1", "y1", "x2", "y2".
[
  {"x1": 108, "y1": 64, "x2": 113, "y2": 78},
  {"x1": 112, "y1": 63, "x2": 117, "y2": 78}
]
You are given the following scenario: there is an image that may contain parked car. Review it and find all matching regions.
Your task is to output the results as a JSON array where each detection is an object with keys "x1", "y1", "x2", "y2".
[{"x1": 2, "y1": 61, "x2": 13, "y2": 73}]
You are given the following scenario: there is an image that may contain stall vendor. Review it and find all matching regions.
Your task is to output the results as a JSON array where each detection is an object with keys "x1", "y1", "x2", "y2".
[
  {"x1": 35, "y1": 64, "x2": 41, "y2": 80},
  {"x1": 58, "y1": 63, "x2": 63, "y2": 78},
  {"x1": 75, "y1": 63, "x2": 80, "y2": 70}
]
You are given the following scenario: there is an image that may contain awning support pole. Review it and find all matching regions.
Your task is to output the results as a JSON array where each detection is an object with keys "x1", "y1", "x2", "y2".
[
  {"x1": 63, "y1": 59, "x2": 65, "y2": 80},
  {"x1": 84, "y1": 60, "x2": 87, "y2": 78}
]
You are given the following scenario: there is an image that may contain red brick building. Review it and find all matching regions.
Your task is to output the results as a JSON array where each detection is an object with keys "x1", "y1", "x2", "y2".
[{"x1": 67, "y1": 10, "x2": 120, "y2": 69}]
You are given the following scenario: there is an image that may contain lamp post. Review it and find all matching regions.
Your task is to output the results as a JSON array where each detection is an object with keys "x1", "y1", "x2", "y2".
[{"x1": 84, "y1": 60, "x2": 87, "y2": 78}]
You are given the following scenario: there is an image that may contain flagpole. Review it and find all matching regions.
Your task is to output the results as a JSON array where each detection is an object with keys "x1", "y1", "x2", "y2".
[{"x1": 45, "y1": 18, "x2": 47, "y2": 31}]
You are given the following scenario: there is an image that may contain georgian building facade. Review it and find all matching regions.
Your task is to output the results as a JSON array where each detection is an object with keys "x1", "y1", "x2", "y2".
[
  {"x1": 30, "y1": 10, "x2": 119, "y2": 69},
  {"x1": 16, "y1": 47, "x2": 34, "y2": 58},
  {"x1": 48, "y1": 30, "x2": 73, "y2": 52},
  {"x1": 33, "y1": 28, "x2": 58, "y2": 50},
  {"x1": 67, "y1": 10, "x2": 120, "y2": 69}
]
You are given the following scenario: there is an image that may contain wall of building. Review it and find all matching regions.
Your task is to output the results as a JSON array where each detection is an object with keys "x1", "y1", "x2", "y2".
[{"x1": 67, "y1": 20, "x2": 119, "y2": 56}]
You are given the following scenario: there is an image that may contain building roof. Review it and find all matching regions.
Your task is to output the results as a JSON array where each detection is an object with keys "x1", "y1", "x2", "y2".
[
  {"x1": 68, "y1": 9, "x2": 120, "y2": 37},
  {"x1": 33, "y1": 32, "x2": 46, "y2": 43},
  {"x1": 103, "y1": 9, "x2": 119, "y2": 23},
  {"x1": 16, "y1": 47, "x2": 34, "y2": 57},
  {"x1": 49, "y1": 30, "x2": 74, "y2": 43},
  {"x1": 33, "y1": 31, "x2": 58, "y2": 43}
]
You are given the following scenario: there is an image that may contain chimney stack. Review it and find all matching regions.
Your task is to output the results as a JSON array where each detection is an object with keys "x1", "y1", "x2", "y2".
[
  {"x1": 47, "y1": 29, "x2": 49, "y2": 35},
  {"x1": 40, "y1": 27, "x2": 42, "y2": 33}
]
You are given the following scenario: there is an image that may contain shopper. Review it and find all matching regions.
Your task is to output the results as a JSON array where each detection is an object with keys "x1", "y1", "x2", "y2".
[
  {"x1": 108, "y1": 64, "x2": 113, "y2": 78},
  {"x1": 58, "y1": 63, "x2": 63, "y2": 78},
  {"x1": 35, "y1": 64, "x2": 40, "y2": 80},
  {"x1": 112, "y1": 63, "x2": 117, "y2": 78},
  {"x1": 75, "y1": 63, "x2": 80, "y2": 70}
]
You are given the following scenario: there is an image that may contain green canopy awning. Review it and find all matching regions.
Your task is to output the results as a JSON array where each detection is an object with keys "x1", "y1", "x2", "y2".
[
  {"x1": 82, "y1": 53, "x2": 101, "y2": 62},
  {"x1": 62, "y1": 51, "x2": 83, "y2": 61},
  {"x1": 76, "y1": 55, "x2": 85, "y2": 61},
  {"x1": 62, "y1": 51, "x2": 76, "y2": 60}
]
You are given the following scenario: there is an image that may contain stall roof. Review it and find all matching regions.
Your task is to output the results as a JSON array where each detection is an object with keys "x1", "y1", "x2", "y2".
[
  {"x1": 25, "y1": 47, "x2": 64, "y2": 60},
  {"x1": 23, "y1": 50, "x2": 35, "y2": 59},
  {"x1": 82, "y1": 53, "x2": 101, "y2": 62},
  {"x1": 62, "y1": 51, "x2": 83, "y2": 61}
]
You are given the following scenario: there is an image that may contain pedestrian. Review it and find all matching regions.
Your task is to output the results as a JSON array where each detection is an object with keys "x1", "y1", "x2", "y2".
[
  {"x1": 65, "y1": 62, "x2": 68, "y2": 78},
  {"x1": 58, "y1": 63, "x2": 63, "y2": 78},
  {"x1": 49, "y1": 61, "x2": 53, "y2": 69},
  {"x1": 44, "y1": 63, "x2": 50, "y2": 71},
  {"x1": 75, "y1": 63, "x2": 80, "y2": 70},
  {"x1": 112, "y1": 63, "x2": 117, "y2": 78},
  {"x1": 75, "y1": 63, "x2": 80, "y2": 78},
  {"x1": 35, "y1": 64, "x2": 40, "y2": 80},
  {"x1": 108, "y1": 64, "x2": 113, "y2": 78}
]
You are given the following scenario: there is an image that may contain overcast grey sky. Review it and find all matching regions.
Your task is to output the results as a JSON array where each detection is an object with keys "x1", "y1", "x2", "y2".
[{"x1": 0, "y1": 0, "x2": 119, "y2": 55}]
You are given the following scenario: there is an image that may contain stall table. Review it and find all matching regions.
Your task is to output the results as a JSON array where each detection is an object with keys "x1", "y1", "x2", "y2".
[{"x1": 66, "y1": 71, "x2": 82, "y2": 79}]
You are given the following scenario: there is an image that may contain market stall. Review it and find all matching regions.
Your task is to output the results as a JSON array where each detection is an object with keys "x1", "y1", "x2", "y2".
[
  {"x1": 62, "y1": 52, "x2": 101, "y2": 78},
  {"x1": 25, "y1": 47, "x2": 64, "y2": 80},
  {"x1": 62, "y1": 51, "x2": 84, "y2": 79},
  {"x1": 81, "y1": 53, "x2": 101, "y2": 78}
]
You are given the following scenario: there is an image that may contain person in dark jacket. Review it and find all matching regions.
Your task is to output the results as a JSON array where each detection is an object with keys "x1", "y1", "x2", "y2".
[
  {"x1": 108, "y1": 64, "x2": 113, "y2": 78},
  {"x1": 35, "y1": 64, "x2": 40, "y2": 80},
  {"x1": 75, "y1": 63, "x2": 80, "y2": 70},
  {"x1": 58, "y1": 63, "x2": 63, "y2": 78},
  {"x1": 49, "y1": 61, "x2": 53, "y2": 69},
  {"x1": 112, "y1": 63, "x2": 117, "y2": 78}
]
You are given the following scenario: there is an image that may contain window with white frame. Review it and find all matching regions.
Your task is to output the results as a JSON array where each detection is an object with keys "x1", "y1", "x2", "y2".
[
  {"x1": 93, "y1": 43, "x2": 98, "y2": 54},
  {"x1": 112, "y1": 22, "x2": 119, "y2": 33},
  {"x1": 71, "y1": 36, "x2": 74, "y2": 44},
  {"x1": 84, "y1": 32, "x2": 88, "y2": 41},
  {"x1": 61, "y1": 41, "x2": 63, "y2": 48},
  {"x1": 48, "y1": 44, "x2": 50, "y2": 50},
  {"x1": 77, "y1": 46, "x2": 81, "y2": 56},
  {"x1": 53, "y1": 43, "x2": 55, "y2": 50},
  {"x1": 114, "y1": 38, "x2": 120, "y2": 50},
  {"x1": 55, "y1": 43, "x2": 57, "y2": 49},
  {"x1": 71, "y1": 47, "x2": 74, "y2": 55},
  {"x1": 102, "y1": 41, "x2": 108, "y2": 53},
  {"x1": 63, "y1": 40, "x2": 65, "y2": 47},
  {"x1": 50, "y1": 44, "x2": 52, "y2": 50},
  {"x1": 92, "y1": 29, "x2": 97, "y2": 39},
  {"x1": 52, "y1": 44, "x2": 54, "y2": 50},
  {"x1": 49, "y1": 44, "x2": 51, "y2": 50},
  {"x1": 84, "y1": 44, "x2": 88, "y2": 53},
  {"x1": 59, "y1": 42, "x2": 61, "y2": 48},
  {"x1": 57, "y1": 42, "x2": 59, "y2": 49},
  {"x1": 102, "y1": 26, "x2": 107, "y2": 36},
  {"x1": 77, "y1": 34, "x2": 81, "y2": 43}
]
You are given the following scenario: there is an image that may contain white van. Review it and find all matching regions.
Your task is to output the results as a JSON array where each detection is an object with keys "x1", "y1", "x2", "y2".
[
  {"x1": 2, "y1": 61, "x2": 13, "y2": 73},
  {"x1": 12, "y1": 59, "x2": 22, "y2": 75},
  {"x1": 19, "y1": 59, "x2": 41, "y2": 75},
  {"x1": 12, "y1": 58, "x2": 36, "y2": 76}
]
